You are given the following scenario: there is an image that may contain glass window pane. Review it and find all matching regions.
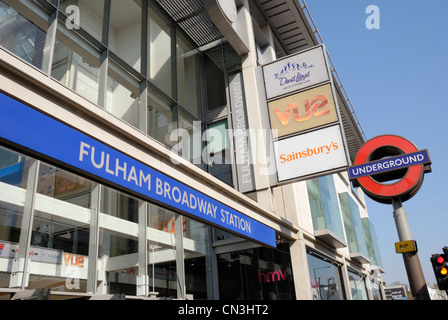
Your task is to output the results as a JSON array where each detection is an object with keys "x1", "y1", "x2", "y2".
[
  {"x1": 204, "y1": 51, "x2": 227, "y2": 111},
  {"x1": 106, "y1": 60, "x2": 141, "y2": 129},
  {"x1": 178, "y1": 109, "x2": 202, "y2": 166},
  {"x1": 29, "y1": 162, "x2": 93, "y2": 293},
  {"x1": 306, "y1": 176, "x2": 345, "y2": 240},
  {"x1": 207, "y1": 120, "x2": 233, "y2": 186},
  {"x1": 51, "y1": 20, "x2": 101, "y2": 105},
  {"x1": 0, "y1": 147, "x2": 32, "y2": 288},
  {"x1": 176, "y1": 32, "x2": 201, "y2": 120},
  {"x1": 98, "y1": 187, "x2": 140, "y2": 296},
  {"x1": 59, "y1": 0, "x2": 105, "y2": 42},
  {"x1": 339, "y1": 193, "x2": 369, "y2": 258},
  {"x1": 307, "y1": 252, "x2": 344, "y2": 300},
  {"x1": 348, "y1": 268, "x2": 368, "y2": 300},
  {"x1": 148, "y1": 5, "x2": 172, "y2": 98},
  {"x1": 109, "y1": 0, "x2": 142, "y2": 72},
  {"x1": 98, "y1": 230, "x2": 138, "y2": 295},
  {"x1": 217, "y1": 244, "x2": 295, "y2": 300},
  {"x1": 101, "y1": 186, "x2": 138, "y2": 223},
  {"x1": 184, "y1": 216, "x2": 211, "y2": 300},
  {"x1": 37, "y1": 163, "x2": 91, "y2": 208},
  {"x1": 147, "y1": 90, "x2": 177, "y2": 148},
  {"x1": 0, "y1": 0, "x2": 48, "y2": 70},
  {"x1": 147, "y1": 204, "x2": 178, "y2": 299}
]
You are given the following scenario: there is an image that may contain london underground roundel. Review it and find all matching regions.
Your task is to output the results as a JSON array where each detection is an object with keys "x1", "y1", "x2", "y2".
[{"x1": 348, "y1": 135, "x2": 431, "y2": 204}]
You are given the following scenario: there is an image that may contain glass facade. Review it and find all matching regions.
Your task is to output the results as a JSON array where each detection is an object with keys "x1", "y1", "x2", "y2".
[
  {"x1": 362, "y1": 218, "x2": 384, "y2": 269},
  {"x1": 347, "y1": 268, "x2": 368, "y2": 300},
  {"x1": 307, "y1": 251, "x2": 344, "y2": 300},
  {"x1": 0, "y1": 1, "x2": 48, "y2": 70},
  {"x1": 339, "y1": 193, "x2": 369, "y2": 259},
  {"x1": 217, "y1": 243, "x2": 295, "y2": 300},
  {"x1": 0, "y1": 0, "x2": 237, "y2": 189},
  {"x1": 306, "y1": 175, "x2": 345, "y2": 241},
  {"x1": 0, "y1": 145, "x2": 231, "y2": 298},
  {"x1": 0, "y1": 0, "x2": 384, "y2": 301}
]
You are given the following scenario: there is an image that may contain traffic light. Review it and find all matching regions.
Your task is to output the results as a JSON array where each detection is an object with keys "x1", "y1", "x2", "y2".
[{"x1": 430, "y1": 247, "x2": 448, "y2": 290}]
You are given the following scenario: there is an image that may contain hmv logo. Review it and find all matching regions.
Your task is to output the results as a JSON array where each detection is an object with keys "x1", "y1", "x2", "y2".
[{"x1": 258, "y1": 269, "x2": 288, "y2": 283}]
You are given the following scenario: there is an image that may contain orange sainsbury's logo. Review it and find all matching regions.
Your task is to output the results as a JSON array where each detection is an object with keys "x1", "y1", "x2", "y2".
[{"x1": 280, "y1": 141, "x2": 339, "y2": 163}]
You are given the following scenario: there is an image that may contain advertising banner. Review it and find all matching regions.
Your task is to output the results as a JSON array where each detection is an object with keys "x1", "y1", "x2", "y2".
[
  {"x1": 274, "y1": 125, "x2": 348, "y2": 182},
  {"x1": 0, "y1": 93, "x2": 276, "y2": 248},
  {"x1": 268, "y1": 83, "x2": 338, "y2": 138},
  {"x1": 262, "y1": 45, "x2": 329, "y2": 100}
]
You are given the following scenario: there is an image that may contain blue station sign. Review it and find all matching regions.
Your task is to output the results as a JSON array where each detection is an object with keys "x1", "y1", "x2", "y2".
[
  {"x1": 348, "y1": 150, "x2": 430, "y2": 180},
  {"x1": 0, "y1": 93, "x2": 277, "y2": 247}
]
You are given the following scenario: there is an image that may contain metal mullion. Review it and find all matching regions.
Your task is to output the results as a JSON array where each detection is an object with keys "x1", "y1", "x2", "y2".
[
  {"x1": 87, "y1": 183, "x2": 101, "y2": 294},
  {"x1": 141, "y1": 0, "x2": 148, "y2": 78},
  {"x1": 97, "y1": 0, "x2": 111, "y2": 109},
  {"x1": 18, "y1": 159, "x2": 41, "y2": 290},
  {"x1": 137, "y1": 202, "x2": 148, "y2": 296},
  {"x1": 175, "y1": 214, "x2": 185, "y2": 299},
  {"x1": 41, "y1": 6, "x2": 58, "y2": 75}
]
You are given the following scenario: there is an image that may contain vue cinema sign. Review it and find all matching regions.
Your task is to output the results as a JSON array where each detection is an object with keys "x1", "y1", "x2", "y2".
[{"x1": 268, "y1": 84, "x2": 338, "y2": 138}]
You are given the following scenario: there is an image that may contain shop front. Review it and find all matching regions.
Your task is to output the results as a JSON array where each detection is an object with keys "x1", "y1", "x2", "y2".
[{"x1": 0, "y1": 90, "x2": 293, "y2": 299}]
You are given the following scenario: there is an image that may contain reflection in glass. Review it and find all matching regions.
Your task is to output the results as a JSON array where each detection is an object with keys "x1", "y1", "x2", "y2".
[
  {"x1": 147, "y1": 204, "x2": 177, "y2": 298},
  {"x1": 348, "y1": 268, "x2": 368, "y2": 300},
  {"x1": 307, "y1": 175, "x2": 345, "y2": 240},
  {"x1": 206, "y1": 120, "x2": 233, "y2": 186},
  {"x1": 177, "y1": 32, "x2": 201, "y2": 120},
  {"x1": 339, "y1": 193, "x2": 369, "y2": 258},
  {"x1": 37, "y1": 163, "x2": 91, "y2": 208},
  {"x1": 148, "y1": 4, "x2": 172, "y2": 98},
  {"x1": 99, "y1": 230, "x2": 138, "y2": 295},
  {"x1": 184, "y1": 216, "x2": 211, "y2": 300},
  {"x1": 59, "y1": 0, "x2": 105, "y2": 42},
  {"x1": 106, "y1": 60, "x2": 141, "y2": 129},
  {"x1": 51, "y1": 22, "x2": 101, "y2": 105},
  {"x1": 0, "y1": 0, "x2": 48, "y2": 70},
  {"x1": 147, "y1": 90, "x2": 177, "y2": 148},
  {"x1": 307, "y1": 251, "x2": 344, "y2": 300},
  {"x1": 109, "y1": 0, "x2": 142, "y2": 71},
  {"x1": 178, "y1": 109, "x2": 202, "y2": 166},
  {"x1": 25, "y1": 162, "x2": 93, "y2": 292},
  {"x1": 101, "y1": 186, "x2": 138, "y2": 223},
  {"x1": 203, "y1": 51, "x2": 226, "y2": 111},
  {"x1": 217, "y1": 243, "x2": 295, "y2": 300},
  {"x1": 0, "y1": 147, "x2": 31, "y2": 288}
]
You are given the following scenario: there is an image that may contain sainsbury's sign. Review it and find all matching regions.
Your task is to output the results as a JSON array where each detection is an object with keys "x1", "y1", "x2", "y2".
[
  {"x1": 262, "y1": 45, "x2": 330, "y2": 100},
  {"x1": 0, "y1": 93, "x2": 276, "y2": 248},
  {"x1": 274, "y1": 125, "x2": 348, "y2": 182}
]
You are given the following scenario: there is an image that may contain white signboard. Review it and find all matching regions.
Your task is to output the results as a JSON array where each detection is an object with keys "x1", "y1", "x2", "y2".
[
  {"x1": 263, "y1": 45, "x2": 330, "y2": 100},
  {"x1": 274, "y1": 125, "x2": 348, "y2": 182}
]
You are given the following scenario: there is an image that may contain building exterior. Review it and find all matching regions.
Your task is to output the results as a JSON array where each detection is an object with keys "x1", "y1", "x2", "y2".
[{"x1": 0, "y1": 0, "x2": 385, "y2": 300}]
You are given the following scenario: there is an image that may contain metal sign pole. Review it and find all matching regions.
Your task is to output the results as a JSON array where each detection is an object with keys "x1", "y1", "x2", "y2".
[{"x1": 392, "y1": 199, "x2": 430, "y2": 300}]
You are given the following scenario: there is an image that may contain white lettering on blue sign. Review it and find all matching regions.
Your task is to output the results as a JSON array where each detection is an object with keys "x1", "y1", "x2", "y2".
[
  {"x1": 0, "y1": 93, "x2": 273, "y2": 246},
  {"x1": 79, "y1": 141, "x2": 152, "y2": 190},
  {"x1": 348, "y1": 150, "x2": 430, "y2": 180}
]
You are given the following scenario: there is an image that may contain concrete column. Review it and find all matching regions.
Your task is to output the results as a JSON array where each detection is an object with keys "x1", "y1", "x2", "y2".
[{"x1": 289, "y1": 238, "x2": 313, "y2": 300}]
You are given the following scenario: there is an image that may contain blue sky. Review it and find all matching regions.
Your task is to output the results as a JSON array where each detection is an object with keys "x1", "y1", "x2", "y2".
[{"x1": 305, "y1": 0, "x2": 448, "y2": 286}]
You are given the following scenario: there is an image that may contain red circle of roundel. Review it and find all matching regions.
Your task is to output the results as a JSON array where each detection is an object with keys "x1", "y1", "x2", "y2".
[{"x1": 354, "y1": 135, "x2": 424, "y2": 201}]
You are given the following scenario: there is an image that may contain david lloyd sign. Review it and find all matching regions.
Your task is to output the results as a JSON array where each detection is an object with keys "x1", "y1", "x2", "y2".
[
  {"x1": 262, "y1": 45, "x2": 330, "y2": 100},
  {"x1": 0, "y1": 93, "x2": 276, "y2": 247}
]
